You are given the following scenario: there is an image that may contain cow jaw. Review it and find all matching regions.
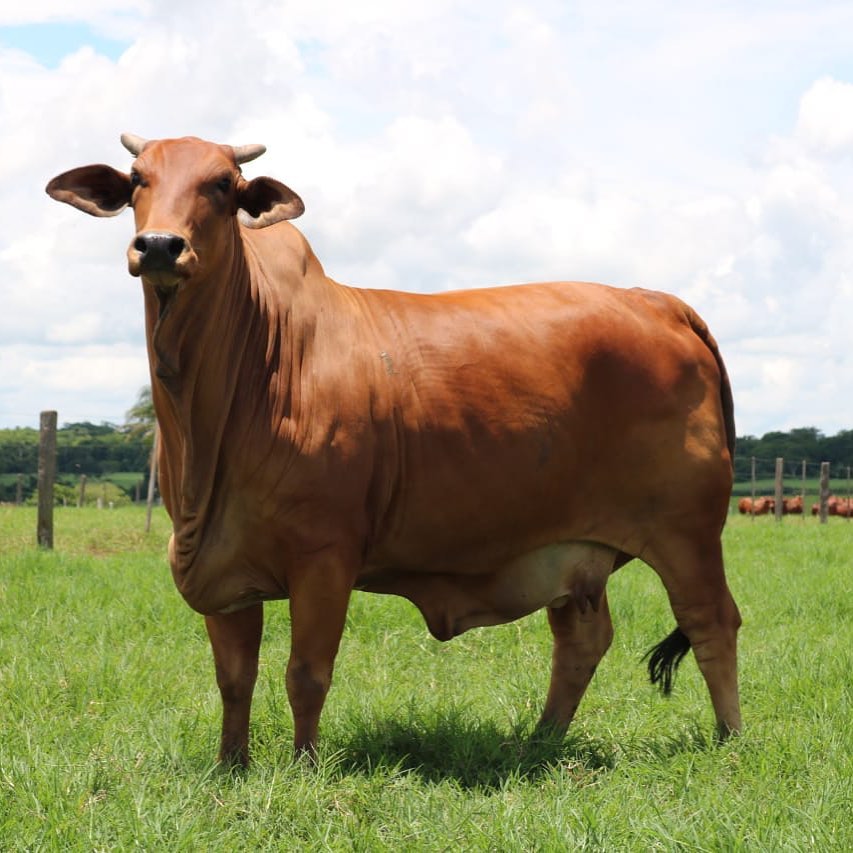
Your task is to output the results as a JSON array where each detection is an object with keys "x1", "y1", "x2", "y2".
[{"x1": 140, "y1": 270, "x2": 182, "y2": 291}]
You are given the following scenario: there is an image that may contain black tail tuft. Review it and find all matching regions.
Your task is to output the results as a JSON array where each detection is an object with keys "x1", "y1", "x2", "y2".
[{"x1": 643, "y1": 627, "x2": 691, "y2": 695}]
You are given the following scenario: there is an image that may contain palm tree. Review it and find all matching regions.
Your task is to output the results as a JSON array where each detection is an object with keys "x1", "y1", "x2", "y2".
[
  {"x1": 124, "y1": 386, "x2": 156, "y2": 440},
  {"x1": 125, "y1": 385, "x2": 161, "y2": 528}
]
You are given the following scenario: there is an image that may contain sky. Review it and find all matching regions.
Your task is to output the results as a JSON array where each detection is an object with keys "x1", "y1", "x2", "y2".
[{"x1": 2, "y1": 1, "x2": 853, "y2": 438}]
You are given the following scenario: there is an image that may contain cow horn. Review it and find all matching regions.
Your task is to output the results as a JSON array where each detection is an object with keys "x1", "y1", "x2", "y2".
[
  {"x1": 232, "y1": 144, "x2": 267, "y2": 165},
  {"x1": 121, "y1": 133, "x2": 148, "y2": 156}
]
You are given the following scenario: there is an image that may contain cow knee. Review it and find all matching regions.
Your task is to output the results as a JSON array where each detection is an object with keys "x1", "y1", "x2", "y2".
[
  {"x1": 675, "y1": 589, "x2": 740, "y2": 634},
  {"x1": 286, "y1": 659, "x2": 331, "y2": 715},
  {"x1": 673, "y1": 593, "x2": 741, "y2": 668},
  {"x1": 215, "y1": 665, "x2": 257, "y2": 704}
]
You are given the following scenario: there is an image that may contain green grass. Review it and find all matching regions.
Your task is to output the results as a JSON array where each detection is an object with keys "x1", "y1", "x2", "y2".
[{"x1": 0, "y1": 507, "x2": 851, "y2": 849}]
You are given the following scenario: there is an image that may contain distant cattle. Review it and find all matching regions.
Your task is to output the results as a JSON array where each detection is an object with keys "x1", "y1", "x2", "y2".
[
  {"x1": 740, "y1": 495, "x2": 805, "y2": 516},
  {"x1": 753, "y1": 497, "x2": 775, "y2": 515},
  {"x1": 782, "y1": 496, "x2": 803, "y2": 515},
  {"x1": 809, "y1": 496, "x2": 853, "y2": 517},
  {"x1": 47, "y1": 134, "x2": 742, "y2": 766},
  {"x1": 811, "y1": 496, "x2": 848, "y2": 516}
]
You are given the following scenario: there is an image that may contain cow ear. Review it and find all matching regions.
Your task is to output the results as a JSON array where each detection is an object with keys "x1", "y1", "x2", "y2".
[
  {"x1": 46, "y1": 165, "x2": 132, "y2": 217},
  {"x1": 236, "y1": 176, "x2": 304, "y2": 228}
]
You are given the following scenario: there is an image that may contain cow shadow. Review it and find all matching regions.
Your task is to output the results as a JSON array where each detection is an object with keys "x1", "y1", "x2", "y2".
[{"x1": 324, "y1": 711, "x2": 712, "y2": 790}]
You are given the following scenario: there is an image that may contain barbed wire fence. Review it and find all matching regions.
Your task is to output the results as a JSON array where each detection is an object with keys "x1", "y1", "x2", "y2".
[
  {"x1": 733, "y1": 455, "x2": 853, "y2": 484},
  {"x1": 733, "y1": 455, "x2": 853, "y2": 521},
  {"x1": 11, "y1": 412, "x2": 160, "y2": 548}
]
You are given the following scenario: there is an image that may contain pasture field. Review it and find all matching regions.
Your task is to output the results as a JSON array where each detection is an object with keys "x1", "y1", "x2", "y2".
[{"x1": 0, "y1": 506, "x2": 850, "y2": 850}]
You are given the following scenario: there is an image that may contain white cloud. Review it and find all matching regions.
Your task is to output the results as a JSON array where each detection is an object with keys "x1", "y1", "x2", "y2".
[
  {"x1": 46, "y1": 313, "x2": 104, "y2": 344},
  {"x1": 2, "y1": 2, "x2": 853, "y2": 441},
  {"x1": 27, "y1": 345, "x2": 148, "y2": 393},
  {"x1": 0, "y1": 343, "x2": 149, "y2": 426},
  {"x1": 795, "y1": 76, "x2": 853, "y2": 156},
  {"x1": 0, "y1": 2, "x2": 147, "y2": 27}
]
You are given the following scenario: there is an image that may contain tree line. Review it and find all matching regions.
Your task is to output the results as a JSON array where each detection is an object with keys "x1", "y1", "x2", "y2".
[
  {"x1": 0, "y1": 388, "x2": 156, "y2": 503},
  {"x1": 0, "y1": 421, "x2": 154, "y2": 503},
  {"x1": 734, "y1": 427, "x2": 853, "y2": 482},
  {"x1": 3, "y1": 403, "x2": 853, "y2": 503}
]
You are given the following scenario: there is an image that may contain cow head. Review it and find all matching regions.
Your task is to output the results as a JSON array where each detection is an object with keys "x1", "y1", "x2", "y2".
[{"x1": 46, "y1": 134, "x2": 304, "y2": 289}]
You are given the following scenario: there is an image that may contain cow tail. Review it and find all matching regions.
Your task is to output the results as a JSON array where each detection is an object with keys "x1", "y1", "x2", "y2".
[
  {"x1": 644, "y1": 627, "x2": 692, "y2": 695},
  {"x1": 642, "y1": 303, "x2": 735, "y2": 695},
  {"x1": 685, "y1": 304, "x2": 736, "y2": 466}
]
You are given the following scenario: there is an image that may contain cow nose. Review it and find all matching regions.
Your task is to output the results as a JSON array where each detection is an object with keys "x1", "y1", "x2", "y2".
[{"x1": 133, "y1": 231, "x2": 187, "y2": 272}]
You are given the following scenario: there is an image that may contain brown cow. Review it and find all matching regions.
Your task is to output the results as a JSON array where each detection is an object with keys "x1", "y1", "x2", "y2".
[
  {"x1": 46, "y1": 135, "x2": 742, "y2": 766},
  {"x1": 782, "y1": 496, "x2": 803, "y2": 515},
  {"x1": 812, "y1": 496, "x2": 841, "y2": 516},
  {"x1": 751, "y1": 496, "x2": 775, "y2": 515},
  {"x1": 737, "y1": 496, "x2": 778, "y2": 515},
  {"x1": 831, "y1": 498, "x2": 853, "y2": 518}
]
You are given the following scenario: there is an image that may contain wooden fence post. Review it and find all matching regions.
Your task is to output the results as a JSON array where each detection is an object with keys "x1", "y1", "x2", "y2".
[
  {"x1": 145, "y1": 421, "x2": 160, "y2": 533},
  {"x1": 750, "y1": 456, "x2": 756, "y2": 520},
  {"x1": 37, "y1": 410, "x2": 57, "y2": 548},
  {"x1": 819, "y1": 462, "x2": 830, "y2": 524},
  {"x1": 78, "y1": 474, "x2": 87, "y2": 508},
  {"x1": 801, "y1": 460, "x2": 807, "y2": 522},
  {"x1": 774, "y1": 457, "x2": 783, "y2": 521},
  {"x1": 16, "y1": 473, "x2": 23, "y2": 506}
]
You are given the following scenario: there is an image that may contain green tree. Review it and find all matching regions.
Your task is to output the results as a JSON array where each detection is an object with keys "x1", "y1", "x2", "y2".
[{"x1": 124, "y1": 386, "x2": 156, "y2": 440}]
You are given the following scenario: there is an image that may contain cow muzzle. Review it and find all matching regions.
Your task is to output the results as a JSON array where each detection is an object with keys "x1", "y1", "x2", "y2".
[{"x1": 127, "y1": 230, "x2": 196, "y2": 285}]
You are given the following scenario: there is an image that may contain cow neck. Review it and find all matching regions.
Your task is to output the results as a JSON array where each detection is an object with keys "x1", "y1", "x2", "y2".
[
  {"x1": 144, "y1": 220, "x2": 254, "y2": 565},
  {"x1": 239, "y1": 230, "x2": 325, "y2": 451}
]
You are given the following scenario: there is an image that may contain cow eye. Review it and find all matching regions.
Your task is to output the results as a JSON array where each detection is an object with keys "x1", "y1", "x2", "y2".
[
  {"x1": 130, "y1": 170, "x2": 142, "y2": 188},
  {"x1": 216, "y1": 176, "x2": 232, "y2": 193}
]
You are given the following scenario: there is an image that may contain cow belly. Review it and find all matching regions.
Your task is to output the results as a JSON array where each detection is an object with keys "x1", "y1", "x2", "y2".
[{"x1": 361, "y1": 541, "x2": 618, "y2": 641}]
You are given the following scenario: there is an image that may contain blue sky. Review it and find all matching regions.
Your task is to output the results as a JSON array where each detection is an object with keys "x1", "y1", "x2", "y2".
[
  {"x1": 0, "y1": 22, "x2": 128, "y2": 67},
  {"x1": 2, "y1": 1, "x2": 853, "y2": 437}
]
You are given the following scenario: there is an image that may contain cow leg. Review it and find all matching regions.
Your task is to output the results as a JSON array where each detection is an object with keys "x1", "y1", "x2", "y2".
[
  {"x1": 204, "y1": 603, "x2": 263, "y2": 768},
  {"x1": 650, "y1": 535, "x2": 742, "y2": 739},
  {"x1": 536, "y1": 590, "x2": 614, "y2": 736},
  {"x1": 285, "y1": 559, "x2": 354, "y2": 760}
]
